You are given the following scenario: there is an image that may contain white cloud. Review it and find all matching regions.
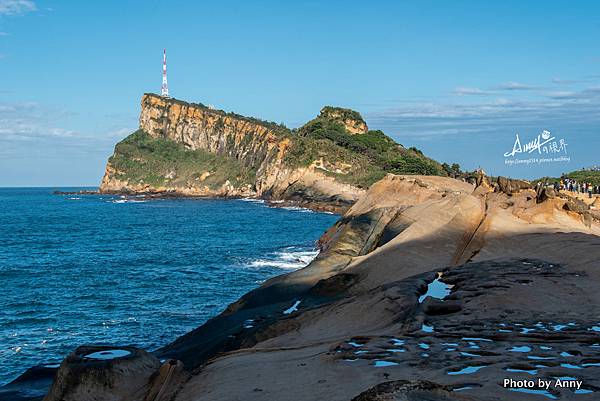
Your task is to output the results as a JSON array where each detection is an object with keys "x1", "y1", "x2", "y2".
[
  {"x1": 365, "y1": 85, "x2": 600, "y2": 139},
  {"x1": 0, "y1": 101, "x2": 134, "y2": 147},
  {"x1": 453, "y1": 87, "x2": 493, "y2": 96},
  {"x1": 495, "y1": 81, "x2": 540, "y2": 91},
  {"x1": 105, "y1": 127, "x2": 134, "y2": 139},
  {"x1": 0, "y1": 0, "x2": 36, "y2": 15}
]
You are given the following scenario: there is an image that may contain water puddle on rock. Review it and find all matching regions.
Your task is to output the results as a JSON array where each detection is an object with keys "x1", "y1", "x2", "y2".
[
  {"x1": 462, "y1": 337, "x2": 492, "y2": 342},
  {"x1": 582, "y1": 362, "x2": 600, "y2": 367},
  {"x1": 83, "y1": 349, "x2": 131, "y2": 360},
  {"x1": 390, "y1": 338, "x2": 405, "y2": 346},
  {"x1": 447, "y1": 365, "x2": 487, "y2": 375},
  {"x1": 561, "y1": 363, "x2": 583, "y2": 370},
  {"x1": 373, "y1": 360, "x2": 399, "y2": 367},
  {"x1": 506, "y1": 367, "x2": 538, "y2": 375},
  {"x1": 418, "y1": 273, "x2": 452, "y2": 303},
  {"x1": 527, "y1": 355, "x2": 555, "y2": 360},
  {"x1": 509, "y1": 346, "x2": 532, "y2": 353},
  {"x1": 283, "y1": 300, "x2": 301, "y2": 315}
]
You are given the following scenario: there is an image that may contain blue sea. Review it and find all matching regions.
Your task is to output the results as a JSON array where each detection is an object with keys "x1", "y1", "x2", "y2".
[{"x1": 0, "y1": 188, "x2": 338, "y2": 385}]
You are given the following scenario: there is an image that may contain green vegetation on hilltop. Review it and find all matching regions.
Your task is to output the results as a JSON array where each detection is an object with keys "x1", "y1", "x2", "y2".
[
  {"x1": 532, "y1": 170, "x2": 600, "y2": 187},
  {"x1": 320, "y1": 106, "x2": 364, "y2": 123},
  {"x1": 563, "y1": 170, "x2": 600, "y2": 185},
  {"x1": 284, "y1": 114, "x2": 446, "y2": 187},
  {"x1": 109, "y1": 130, "x2": 255, "y2": 189}
]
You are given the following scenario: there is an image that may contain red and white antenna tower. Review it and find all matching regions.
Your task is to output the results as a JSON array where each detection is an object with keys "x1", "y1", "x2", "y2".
[{"x1": 161, "y1": 49, "x2": 170, "y2": 97}]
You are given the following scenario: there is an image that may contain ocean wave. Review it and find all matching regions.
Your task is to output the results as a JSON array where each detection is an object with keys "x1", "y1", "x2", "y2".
[
  {"x1": 110, "y1": 199, "x2": 147, "y2": 204},
  {"x1": 281, "y1": 206, "x2": 314, "y2": 213},
  {"x1": 247, "y1": 248, "x2": 319, "y2": 270},
  {"x1": 239, "y1": 198, "x2": 265, "y2": 204}
]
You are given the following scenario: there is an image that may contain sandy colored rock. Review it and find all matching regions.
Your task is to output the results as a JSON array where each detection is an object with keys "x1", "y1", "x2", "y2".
[{"x1": 160, "y1": 174, "x2": 599, "y2": 401}]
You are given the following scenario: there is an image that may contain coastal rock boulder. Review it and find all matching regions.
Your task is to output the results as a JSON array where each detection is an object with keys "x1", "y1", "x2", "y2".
[
  {"x1": 43, "y1": 345, "x2": 160, "y2": 401},
  {"x1": 495, "y1": 176, "x2": 531, "y2": 195},
  {"x1": 536, "y1": 185, "x2": 556, "y2": 203}
]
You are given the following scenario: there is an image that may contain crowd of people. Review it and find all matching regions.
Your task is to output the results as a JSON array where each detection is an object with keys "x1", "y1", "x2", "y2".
[{"x1": 555, "y1": 178, "x2": 600, "y2": 198}]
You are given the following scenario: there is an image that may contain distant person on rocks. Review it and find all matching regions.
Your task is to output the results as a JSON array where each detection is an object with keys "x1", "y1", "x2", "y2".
[{"x1": 588, "y1": 183, "x2": 593, "y2": 198}]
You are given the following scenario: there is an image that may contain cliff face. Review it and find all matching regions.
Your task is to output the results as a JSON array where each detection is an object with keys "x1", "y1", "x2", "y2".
[{"x1": 137, "y1": 94, "x2": 289, "y2": 184}]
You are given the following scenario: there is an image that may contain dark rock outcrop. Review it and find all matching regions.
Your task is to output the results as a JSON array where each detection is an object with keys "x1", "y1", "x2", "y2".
[{"x1": 44, "y1": 346, "x2": 160, "y2": 401}]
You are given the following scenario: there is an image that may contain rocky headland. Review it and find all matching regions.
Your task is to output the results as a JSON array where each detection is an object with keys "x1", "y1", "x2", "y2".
[
  {"x1": 5, "y1": 169, "x2": 600, "y2": 400},
  {"x1": 98, "y1": 94, "x2": 446, "y2": 212}
]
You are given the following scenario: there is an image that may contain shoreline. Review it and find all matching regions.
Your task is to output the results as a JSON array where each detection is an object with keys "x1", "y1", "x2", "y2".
[
  {"x1": 53, "y1": 189, "x2": 350, "y2": 214},
  {"x1": 10, "y1": 174, "x2": 600, "y2": 400}
]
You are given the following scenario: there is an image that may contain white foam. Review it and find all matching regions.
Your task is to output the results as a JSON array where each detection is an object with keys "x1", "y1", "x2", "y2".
[
  {"x1": 110, "y1": 199, "x2": 147, "y2": 204},
  {"x1": 240, "y1": 198, "x2": 265, "y2": 204},
  {"x1": 281, "y1": 206, "x2": 314, "y2": 213},
  {"x1": 248, "y1": 249, "x2": 319, "y2": 270},
  {"x1": 83, "y1": 349, "x2": 131, "y2": 360},
  {"x1": 44, "y1": 363, "x2": 61, "y2": 368}
]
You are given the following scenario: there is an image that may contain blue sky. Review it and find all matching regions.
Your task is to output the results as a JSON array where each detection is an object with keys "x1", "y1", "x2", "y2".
[{"x1": 1, "y1": 0, "x2": 599, "y2": 186}]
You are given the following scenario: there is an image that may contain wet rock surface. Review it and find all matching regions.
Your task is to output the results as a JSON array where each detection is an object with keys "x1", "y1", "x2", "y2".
[{"x1": 333, "y1": 259, "x2": 600, "y2": 400}]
